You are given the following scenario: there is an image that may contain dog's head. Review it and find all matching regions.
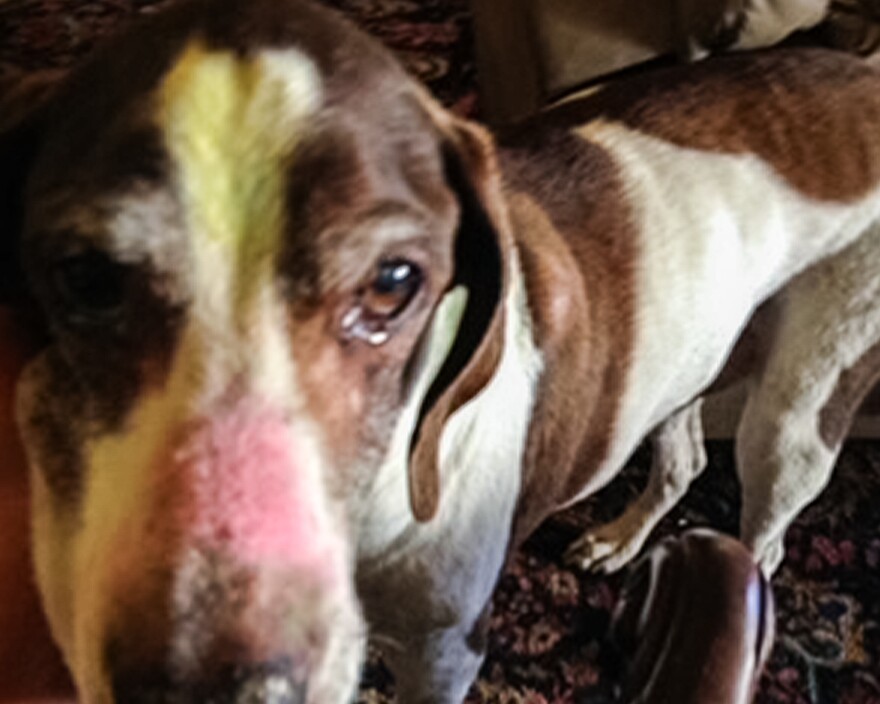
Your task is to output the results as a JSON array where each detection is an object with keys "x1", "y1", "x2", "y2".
[{"x1": 0, "y1": 1, "x2": 512, "y2": 702}]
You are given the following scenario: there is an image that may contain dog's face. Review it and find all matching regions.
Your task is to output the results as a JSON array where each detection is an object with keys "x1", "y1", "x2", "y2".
[{"x1": 0, "y1": 1, "x2": 509, "y2": 702}]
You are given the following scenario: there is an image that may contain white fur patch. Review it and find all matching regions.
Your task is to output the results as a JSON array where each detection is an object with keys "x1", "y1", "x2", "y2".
[{"x1": 734, "y1": 0, "x2": 828, "y2": 50}]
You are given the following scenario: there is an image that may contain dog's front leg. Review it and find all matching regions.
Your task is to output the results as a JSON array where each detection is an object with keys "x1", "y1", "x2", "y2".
[{"x1": 565, "y1": 399, "x2": 708, "y2": 573}]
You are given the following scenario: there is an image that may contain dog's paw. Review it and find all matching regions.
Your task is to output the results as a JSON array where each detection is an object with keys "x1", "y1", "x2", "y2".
[{"x1": 564, "y1": 526, "x2": 647, "y2": 575}]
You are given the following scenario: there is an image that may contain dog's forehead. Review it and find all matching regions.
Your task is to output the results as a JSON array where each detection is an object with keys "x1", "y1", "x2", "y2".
[
  {"x1": 28, "y1": 0, "x2": 426, "y2": 211},
  {"x1": 24, "y1": 0, "x2": 458, "y2": 293},
  {"x1": 157, "y1": 40, "x2": 322, "y2": 259}
]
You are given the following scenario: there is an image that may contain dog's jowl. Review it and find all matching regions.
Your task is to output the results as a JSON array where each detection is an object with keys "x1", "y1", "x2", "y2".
[{"x1": 1, "y1": 0, "x2": 879, "y2": 703}]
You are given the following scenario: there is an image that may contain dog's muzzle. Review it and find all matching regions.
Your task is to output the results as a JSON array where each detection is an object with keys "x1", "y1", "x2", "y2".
[
  {"x1": 92, "y1": 399, "x2": 362, "y2": 704},
  {"x1": 110, "y1": 661, "x2": 305, "y2": 704}
]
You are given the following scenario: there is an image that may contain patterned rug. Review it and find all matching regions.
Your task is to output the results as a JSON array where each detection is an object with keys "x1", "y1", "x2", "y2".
[{"x1": 2, "y1": 1, "x2": 879, "y2": 702}]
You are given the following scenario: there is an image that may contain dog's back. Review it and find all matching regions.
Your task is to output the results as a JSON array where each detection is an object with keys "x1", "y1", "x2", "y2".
[{"x1": 499, "y1": 49, "x2": 880, "y2": 571}]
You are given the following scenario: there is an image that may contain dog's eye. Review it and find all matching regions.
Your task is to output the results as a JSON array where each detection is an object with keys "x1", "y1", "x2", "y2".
[
  {"x1": 342, "y1": 259, "x2": 424, "y2": 346},
  {"x1": 364, "y1": 260, "x2": 423, "y2": 319},
  {"x1": 53, "y1": 250, "x2": 128, "y2": 325}
]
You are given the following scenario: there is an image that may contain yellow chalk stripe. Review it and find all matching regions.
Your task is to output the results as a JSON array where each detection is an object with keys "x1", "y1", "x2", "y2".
[{"x1": 159, "y1": 41, "x2": 321, "y2": 261}]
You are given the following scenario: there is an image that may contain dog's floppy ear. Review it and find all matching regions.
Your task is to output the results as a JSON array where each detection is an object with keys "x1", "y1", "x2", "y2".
[{"x1": 406, "y1": 105, "x2": 514, "y2": 522}]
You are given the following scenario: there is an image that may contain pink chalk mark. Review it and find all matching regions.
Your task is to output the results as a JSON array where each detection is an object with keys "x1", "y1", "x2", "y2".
[{"x1": 166, "y1": 400, "x2": 331, "y2": 569}]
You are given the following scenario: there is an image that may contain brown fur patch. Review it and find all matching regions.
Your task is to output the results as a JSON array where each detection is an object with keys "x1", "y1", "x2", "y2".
[
  {"x1": 288, "y1": 298, "x2": 439, "y2": 488},
  {"x1": 498, "y1": 130, "x2": 638, "y2": 542},
  {"x1": 538, "y1": 48, "x2": 880, "y2": 203},
  {"x1": 819, "y1": 341, "x2": 880, "y2": 448}
]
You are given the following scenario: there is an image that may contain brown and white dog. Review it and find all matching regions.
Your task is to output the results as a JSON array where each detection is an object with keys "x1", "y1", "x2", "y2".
[{"x1": 1, "y1": 0, "x2": 879, "y2": 703}]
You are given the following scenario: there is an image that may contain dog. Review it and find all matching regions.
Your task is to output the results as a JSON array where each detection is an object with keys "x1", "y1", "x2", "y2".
[{"x1": 1, "y1": 0, "x2": 879, "y2": 702}]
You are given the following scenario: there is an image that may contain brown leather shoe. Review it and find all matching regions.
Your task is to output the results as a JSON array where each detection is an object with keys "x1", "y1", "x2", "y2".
[{"x1": 610, "y1": 529, "x2": 775, "y2": 704}]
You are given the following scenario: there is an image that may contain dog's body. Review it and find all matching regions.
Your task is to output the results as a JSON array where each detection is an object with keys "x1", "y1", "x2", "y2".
[{"x1": 2, "y1": 1, "x2": 879, "y2": 703}]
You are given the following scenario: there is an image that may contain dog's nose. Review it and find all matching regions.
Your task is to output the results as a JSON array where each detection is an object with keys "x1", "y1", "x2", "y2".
[{"x1": 111, "y1": 665, "x2": 305, "y2": 704}]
